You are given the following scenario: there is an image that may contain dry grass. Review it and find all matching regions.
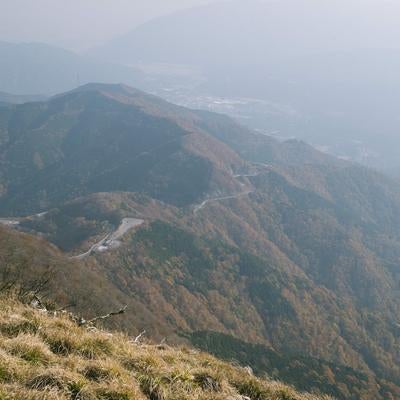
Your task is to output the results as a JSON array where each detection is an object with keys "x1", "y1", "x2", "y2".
[{"x1": 0, "y1": 297, "x2": 333, "y2": 400}]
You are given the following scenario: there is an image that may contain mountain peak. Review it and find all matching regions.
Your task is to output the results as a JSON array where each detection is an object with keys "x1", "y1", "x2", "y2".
[{"x1": 57, "y1": 82, "x2": 143, "y2": 100}]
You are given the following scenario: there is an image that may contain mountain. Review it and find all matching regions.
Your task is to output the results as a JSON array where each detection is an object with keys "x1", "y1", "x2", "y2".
[
  {"x1": 0, "y1": 297, "x2": 331, "y2": 400},
  {"x1": 0, "y1": 91, "x2": 46, "y2": 106},
  {"x1": 0, "y1": 83, "x2": 246, "y2": 215},
  {"x1": 0, "y1": 42, "x2": 143, "y2": 95},
  {"x1": 91, "y1": 0, "x2": 400, "y2": 67},
  {"x1": 90, "y1": 0, "x2": 400, "y2": 172},
  {"x1": 1, "y1": 83, "x2": 400, "y2": 399}
]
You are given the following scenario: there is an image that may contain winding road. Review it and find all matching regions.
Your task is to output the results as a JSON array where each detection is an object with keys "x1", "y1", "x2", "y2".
[
  {"x1": 193, "y1": 163, "x2": 272, "y2": 214},
  {"x1": 71, "y1": 234, "x2": 111, "y2": 260},
  {"x1": 71, "y1": 218, "x2": 144, "y2": 260},
  {"x1": 0, "y1": 219, "x2": 20, "y2": 226},
  {"x1": 194, "y1": 191, "x2": 253, "y2": 214},
  {"x1": 0, "y1": 210, "x2": 48, "y2": 227}
]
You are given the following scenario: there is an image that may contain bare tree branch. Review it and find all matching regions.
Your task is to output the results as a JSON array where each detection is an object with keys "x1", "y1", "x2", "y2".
[
  {"x1": 133, "y1": 330, "x2": 146, "y2": 343},
  {"x1": 54, "y1": 303, "x2": 75, "y2": 313},
  {"x1": 78, "y1": 305, "x2": 128, "y2": 326},
  {"x1": 30, "y1": 294, "x2": 47, "y2": 311}
]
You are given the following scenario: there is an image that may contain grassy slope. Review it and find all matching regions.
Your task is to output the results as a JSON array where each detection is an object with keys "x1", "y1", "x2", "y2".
[{"x1": 0, "y1": 297, "x2": 331, "y2": 400}]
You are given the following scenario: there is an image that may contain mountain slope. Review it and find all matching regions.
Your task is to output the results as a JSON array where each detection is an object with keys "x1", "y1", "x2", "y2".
[
  {"x1": 12, "y1": 177, "x2": 400, "y2": 398},
  {"x1": 1, "y1": 84, "x2": 400, "y2": 398},
  {"x1": 0, "y1": 206, "x2": 387, "y2": 400},
  {"x1": 0, "y1": 224, "x2": 129, "y2": 319},
  {"x1": 0, "y1": 83, "x2": 246, "y2": 215},
  {"x1": 188, "y1": 331, "x2": 395, "y2": 400},
  {"x1": 0, "y1": 297, "x2": 332, "y2": 400}
]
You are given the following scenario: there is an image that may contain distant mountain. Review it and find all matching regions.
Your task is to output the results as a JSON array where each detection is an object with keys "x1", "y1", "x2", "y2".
[
  {"x1": 0, "y1": 91, "x2": 46, "y2": 105},
  {"x1": 90, "y1": 0, "x2": 400, "y2": 172},
  {"x1": 0, "y1": 42, "x2": 143, "y2": 95},
  {"x1": 1, "y1": 83, "x2": 400, "y2": 399},
  {"x1": 91, "y1": 0, "x2": 400, "y2": 67}
]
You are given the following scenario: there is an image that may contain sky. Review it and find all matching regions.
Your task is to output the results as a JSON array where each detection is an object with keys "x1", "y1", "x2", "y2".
[
  {"x1": 2, "y1": 0, "x2": 398, "y2": 52},
  {"x1": 0, "y1": 0, "x2": 220, "y2": 51}
]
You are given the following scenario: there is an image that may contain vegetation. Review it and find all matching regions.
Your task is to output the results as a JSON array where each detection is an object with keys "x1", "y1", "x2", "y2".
[
  {"x1": 17, "y1": 192, "x2": 172, "y2": 253},
  {"x1": 0, "y1": 296, "x2": 332, "y2": 400},
  {"x1": 0, "y1": 85, "x2": 224, "y2": 215},
  {"x1": 187, "y1": 331, "x2": 398, "y2": 400},
  {"x1": 1, "y1": 84, "x2": 400, "y2": 398},
  {"x1": 89, "y1": 218, "x2": 400, "y2": 399}
]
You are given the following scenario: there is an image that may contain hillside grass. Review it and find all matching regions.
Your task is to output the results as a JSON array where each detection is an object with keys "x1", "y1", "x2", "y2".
[{"x1": 0, "y1": 297, "x2": 332, "y2": 400}]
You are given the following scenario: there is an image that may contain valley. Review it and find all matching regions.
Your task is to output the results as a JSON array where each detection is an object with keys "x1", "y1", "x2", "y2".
[{"x1": 147, "y1": 83, "x2": 389, "y2": 171}]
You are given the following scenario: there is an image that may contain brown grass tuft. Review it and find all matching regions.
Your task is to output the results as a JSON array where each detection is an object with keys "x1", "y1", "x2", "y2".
[
  {"x1": 0, "y1": 298, "x2": 333, "y2": 400},
  {"x1": 4, "y1": 334, "x2": 53, "y2": 365}
]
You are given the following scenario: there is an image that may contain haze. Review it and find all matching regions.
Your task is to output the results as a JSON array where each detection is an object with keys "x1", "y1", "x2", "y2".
[
  {"x1": 0, "y1": 0, "x2": 219, "y2": 51},
  {"x1": 2, "y1": 0, "x2": 400, "y2": 172}
]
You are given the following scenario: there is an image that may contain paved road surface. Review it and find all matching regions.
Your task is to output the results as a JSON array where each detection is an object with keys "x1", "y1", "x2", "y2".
[
  {"x1": 194, "y1": 191, "x2": 253, "y2": 214},
  {"x1": 71, "y1": 218, "x2": 144, "y2": 259},
  {"x1": 0, "y1": 219, "x2": 20, "y2": 226}
]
